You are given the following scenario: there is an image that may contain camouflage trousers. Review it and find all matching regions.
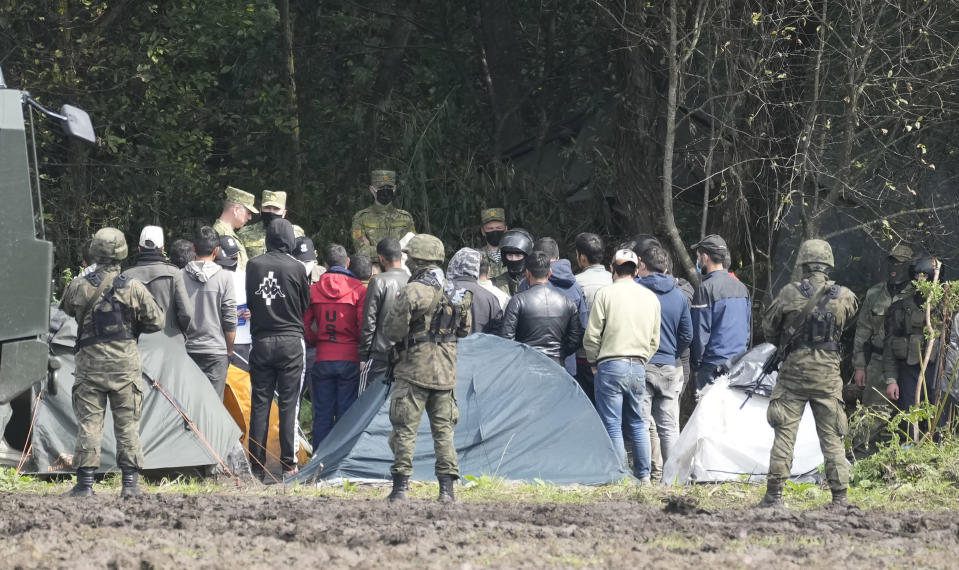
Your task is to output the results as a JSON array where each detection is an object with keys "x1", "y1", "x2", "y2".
[
  {"x1": 852, "y1": 356, "x2": 893, "y2": 459},
  {"x1": 767, "y1": 390, "x2": 849, "y2": 492},
  {"x1": 388, "y1": 379, "x2": 459, "y2": 477},
  {"x1": 72, "y1": 375, "x2": 144, "y2": 470}
]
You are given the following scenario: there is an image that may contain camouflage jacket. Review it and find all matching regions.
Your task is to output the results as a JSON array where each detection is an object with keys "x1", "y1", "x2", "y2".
[
  {"x1": 238, "y1": 221, "x2": 305, "y2": 260},
  {"x1": 762, "y1": 272, "x2": 858, "y2": 398},
  {"x1": 383, "y1": 266, "x2": 471, "y2": 390},
  {"x1": 492, "y1": 272, "x2": 523, "y2": 297},
  {"x1": 213, "y1": 218, "x2": 249, "y2": 270},
  {"x1": 351, "y1": 202, "x2": 415, "y2": 259},
  {"x1": 852, "y1": 281, "x2": 900, "y2": 369},
  {"x1": 59, "y1": 265, "x2": 164, "y2": 385}
]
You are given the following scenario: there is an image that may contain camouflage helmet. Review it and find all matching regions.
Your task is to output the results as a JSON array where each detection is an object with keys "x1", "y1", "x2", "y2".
[
  {"x1": 888, "y1": 244, "x2": 914, "y2": 262},
  {"x1": 404, "y1": 234, "x2": 445, "y2": 262},
  {"x1": 796, "y1": 239, "x2": 834, "y2": 268},
  {"x1": 90, "y1": 227, "x2": 129, "y2": 262}
]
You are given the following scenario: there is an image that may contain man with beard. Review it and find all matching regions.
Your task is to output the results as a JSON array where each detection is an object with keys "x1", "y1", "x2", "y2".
[
  {"x1": 479, "y1": 208, "x2": 508, "y2": 280},
  {"x1": 238, "y1": 190, "x2": 305, "y2": 259},
  {"x1": 351, "y1": 170, "x2": 416, "y2": 262},
  {"x1": 851, "y1": 244, "x2": 913, "y2": 458},
  {"x1": 493, "y1": 229, "x2": 534, "y2": 296}
]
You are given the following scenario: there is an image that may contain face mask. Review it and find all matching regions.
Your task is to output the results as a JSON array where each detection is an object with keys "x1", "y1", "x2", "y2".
[
  {"x1": 695, "y1": 258, "x2": 707, "y2": 276},
  {"x1": 261, "y1": 212, "x2": 282, "y2": 226},
  {"x1": 888, "y1": 261, "x2": 909, "y2": 285},
  {"x1": 376, "y1": 187, "x2": 395, "y2": 205},
  {"x1": 485, "y1": 230, "x2": 505, "y2": 247},
  {"x1": 504, "y1": 256, "x2": 526, "y2": 276}
]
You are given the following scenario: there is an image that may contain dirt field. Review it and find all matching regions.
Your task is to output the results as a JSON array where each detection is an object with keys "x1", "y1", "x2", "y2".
[{"x1": 1, "y1": 489, "x2": 958, "y2": 569}]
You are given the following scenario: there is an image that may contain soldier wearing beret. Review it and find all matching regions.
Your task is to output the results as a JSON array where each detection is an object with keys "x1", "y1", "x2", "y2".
[
  {"x1": 213, "y1": 186, "x2": 257, "y2": 270},
  {"x1": 351, "y1": 170, "x2": 416, "y2": 262},
  {"x1": 479, "y1": 208, "x2": 508, "y2": 281}
]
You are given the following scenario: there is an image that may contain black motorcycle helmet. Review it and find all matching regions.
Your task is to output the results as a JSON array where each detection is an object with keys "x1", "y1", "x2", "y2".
[
  {"x1": 499, "y1": 229, "x2": 534, "y2": 276},
  {"x1": 909, "y1": 255, "x2": 937, "y2": 280}
]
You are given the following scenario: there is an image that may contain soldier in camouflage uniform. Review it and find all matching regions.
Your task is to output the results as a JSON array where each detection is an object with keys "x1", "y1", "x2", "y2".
[
  {"x1": 479, "y1": 207, "x2": 507, "y2": 281},
  {"x1": 351, "y1": 170, "x2": 416, "y2": 261},
  {"x1": 238, "y1": 190, "x2": 305, "y2": 259},
  {"x1": 59, "y1": 228, "x2": 165, "y2": 498},
  {"x1": 757, "y1": 240, "x2": 859, "y2": 508},
  {"x1": 883, "y1": 256, "x2": 940, "y2": 415},
  {"x1": 383, "y1": 234, "x2": 472, "y2": 503},
  {"x1": 213, "y1": 186, "x2": 258, "y2": 270},
  {"x1": 851, "y1": 244, "x2": 913, "y2": 458}
]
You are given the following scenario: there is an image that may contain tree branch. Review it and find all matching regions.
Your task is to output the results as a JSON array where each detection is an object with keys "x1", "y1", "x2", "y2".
[{"x1": 822, "y1": 201, "x2": 959, "y2": 240}]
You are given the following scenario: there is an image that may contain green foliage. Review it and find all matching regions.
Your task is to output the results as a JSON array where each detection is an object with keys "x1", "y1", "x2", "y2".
[{"x1": 0, "y1": 468, "x2": 36, "y2": 492}]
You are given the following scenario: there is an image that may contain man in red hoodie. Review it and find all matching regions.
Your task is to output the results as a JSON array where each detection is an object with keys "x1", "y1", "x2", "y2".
[{"x1": 304, "y1": 243, "x2": 367, "y2": 446}]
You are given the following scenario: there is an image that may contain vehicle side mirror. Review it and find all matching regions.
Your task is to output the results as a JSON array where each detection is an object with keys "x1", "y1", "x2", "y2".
[{"x1": 59, "y1": 104, "x2": 96, "y2": 143}]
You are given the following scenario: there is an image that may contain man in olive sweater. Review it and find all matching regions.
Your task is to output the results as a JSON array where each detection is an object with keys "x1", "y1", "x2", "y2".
[{"x1": 583, "y1": 248, "x2": 661, "y2": 482}]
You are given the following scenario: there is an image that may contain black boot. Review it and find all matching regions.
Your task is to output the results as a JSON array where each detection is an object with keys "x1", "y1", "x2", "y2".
[
  {"x1": 830, "y1": 488, "x2": 849, "y2": 507},
  {"x1": 755, "y1": 481, "x2": 782, "y2": 508},
  {"x1": 67, "y1": 467, "x2": 96, "y2": 497},
  {"x1": 120, "y1": 468, "x2": 141, "y2": 498},
  {"x1": 387, "y1": 474, "x2": 409, "y2": 502},
  {"x1": 437, "y1": 474, "x2": 457, "y2": 503}
]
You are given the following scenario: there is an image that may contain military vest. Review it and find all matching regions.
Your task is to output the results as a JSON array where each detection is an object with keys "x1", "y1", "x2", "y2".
[
  {"x1": 788, "y1": 279, "x2": 843, "y2": 352},
  {"x1": 76, "y1": 272, "x2": 136, "y2": 350},
  {"x1": 408, "y1": 272, "x2": 471, "y2": 345},
  {"x1": 887, "y1": 290, "x2": 928, "y2": 366}
]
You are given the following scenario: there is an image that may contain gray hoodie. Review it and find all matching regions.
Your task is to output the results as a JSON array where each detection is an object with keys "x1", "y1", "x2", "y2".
[{"x1": 176, "y1": 260, "x2": 237, "y2": 354}]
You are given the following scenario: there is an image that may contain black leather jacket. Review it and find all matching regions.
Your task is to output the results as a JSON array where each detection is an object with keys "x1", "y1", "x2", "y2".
[
  {"x1": 359, "y1": 267, "x2": 409, "y2": 362},
  {"x1": 500, "y1": 282, "x2": 584, "y2": 360}
]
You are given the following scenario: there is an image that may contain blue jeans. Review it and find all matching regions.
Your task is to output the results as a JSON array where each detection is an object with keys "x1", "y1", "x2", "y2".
[
  {"x1": 311, "y1": 360, "x2": 360, "y2": 447},
  {"x1": 594, "y1": 359, "x2": 650, "y2": 479}
]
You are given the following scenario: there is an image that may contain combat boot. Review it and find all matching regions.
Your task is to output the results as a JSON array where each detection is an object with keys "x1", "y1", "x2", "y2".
[
  {"x1": 67, "y1": 467, "x2": 96, "y2": 497},
  {"x1": 120, "y1": 468, "x2": 141, "y2": 498},
  {"x1": 755, "y1": 481, "x2": 783, "y2": 508},
  {"x1": 829, "y1": 488, "x2": 851, "y2": 508},
  {"x1": 437, "y1": 474, "x2": 457, "y2": 503},
  {"x1": 387, "y1": 474, "x2": 409, "y2": 502}
]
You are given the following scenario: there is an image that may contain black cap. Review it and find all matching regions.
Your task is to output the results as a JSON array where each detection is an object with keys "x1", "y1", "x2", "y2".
[
  {"x1": 214, "y1": 235, "x2": 240, "y2": 269},
  {"x1": 294, "y1": 236, "x2": 317, "y2": 262},
  {"x1": 691, "y1": 234, "x2": 729, "y2": 255}
]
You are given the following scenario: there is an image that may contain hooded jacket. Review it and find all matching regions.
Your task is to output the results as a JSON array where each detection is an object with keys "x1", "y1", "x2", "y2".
[
  {"x1": 304, "y1": 267, "x2": 367, "y2": 361},
  {"x1": 176, "y1": 260, "x2": 237, "y2": 354},
  {"x1": 448, "y1": 248, "x2": 503, "y2": 334},
  {"x1": 638, "y1": 272, "x2": 693, "y2": 365},
  {"x1": 245, "y1": 219, "x2": 311, "y2": 338}
]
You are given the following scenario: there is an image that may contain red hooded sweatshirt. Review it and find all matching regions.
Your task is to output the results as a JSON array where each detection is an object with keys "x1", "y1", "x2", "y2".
[{"x1": 304, "y1": 269, "x2": 367, "y2": 362}]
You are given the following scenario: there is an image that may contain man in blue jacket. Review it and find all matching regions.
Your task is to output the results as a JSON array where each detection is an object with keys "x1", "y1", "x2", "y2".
[
  {"x1": 690, "y1": 234, "x2": 751, "y2": 390},
  {"x1": 637, "y1": 244, "x2": 692, "y2": 479},
  {"x1": 519, "y1": 237, "x2": 588, "y2": 376}
]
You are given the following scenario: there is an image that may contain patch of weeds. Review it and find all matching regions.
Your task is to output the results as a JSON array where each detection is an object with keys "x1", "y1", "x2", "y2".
[
  {"x1": 648, "y1": 533, "x2": 703, "y2": 551},
  {"x1": 0, "y1": 468, "x2": 38, "y2": 492}
]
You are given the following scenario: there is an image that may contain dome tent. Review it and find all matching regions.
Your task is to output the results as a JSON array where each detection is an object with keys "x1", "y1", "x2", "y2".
[{"x1": 295, "y1": 334, "x2": 629, "y2": 485}]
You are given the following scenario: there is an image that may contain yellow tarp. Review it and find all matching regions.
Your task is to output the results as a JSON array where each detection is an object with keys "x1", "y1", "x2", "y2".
[{"x1": 224, "y1": 365, "x2": 310, "y2": 470}]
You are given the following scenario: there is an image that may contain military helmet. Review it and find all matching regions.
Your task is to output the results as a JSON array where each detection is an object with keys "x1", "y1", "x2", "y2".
[
  {"x1": 499, "y1": 229, "x2": 534, "y2": 256},
  {"x1": 888, "y1": 244, "x2": 914, "y2": 262},
  {"x1": 796, "y1": 239, "x2": 834, "y2": 268},
  {"x1": 404, "y1": 234, "x2": 445, "y2": 262},
  {"x1": 90, "y1": 227, "x2": 128, "y2": 262}
]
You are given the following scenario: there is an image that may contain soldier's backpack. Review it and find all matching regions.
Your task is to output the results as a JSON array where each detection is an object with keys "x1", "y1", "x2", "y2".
[
  {"x1": 793, "y1": 279, "x2": 842, "y2": 352},
  {"x1": 409, "y1": 271, "x2": 472, "y2": 346},
  {"x1": 75, "y1": 272, "x2": 136, "y2": 349}
]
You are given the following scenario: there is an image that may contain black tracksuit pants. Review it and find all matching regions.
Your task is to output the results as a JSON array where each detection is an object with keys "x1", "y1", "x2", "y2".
[{"x1": 248, "y1": 335, "x2": 305, "y2": 473}]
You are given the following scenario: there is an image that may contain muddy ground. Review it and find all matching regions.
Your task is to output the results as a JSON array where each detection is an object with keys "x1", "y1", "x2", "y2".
[{"x1": 1, "y1": 491, "x2": 958, "y2": 569}]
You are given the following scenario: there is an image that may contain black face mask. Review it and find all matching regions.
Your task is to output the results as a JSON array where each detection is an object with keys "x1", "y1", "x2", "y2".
[
  {"x1": 888, "y1": 261, "x2": 910, "y2": 285},
  {"x1": 376, "y1": 187, "x2": 395, "y2": 205},
  {"x1": 504, "y1": 256, "x2": 526, "y2": 276},
  {"x1": 485, "y1": 230, "x2": 505, "y2": 247},
  {"x1": 261, "y1": 212, "x2": 282, "y2": 227}
]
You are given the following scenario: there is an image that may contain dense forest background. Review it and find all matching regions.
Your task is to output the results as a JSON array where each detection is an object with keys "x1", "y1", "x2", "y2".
[{"x1": 2, "y1": 0, "x2": 958, "y2": 299}]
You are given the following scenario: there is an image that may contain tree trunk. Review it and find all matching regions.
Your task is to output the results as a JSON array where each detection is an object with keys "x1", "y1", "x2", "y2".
[{"x1": 277, "y1": 0, "x2": 302, "y2": 210}]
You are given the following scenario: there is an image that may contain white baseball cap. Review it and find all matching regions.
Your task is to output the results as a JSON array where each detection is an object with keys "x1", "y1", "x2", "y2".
[
  {"x1": 612, "y1": 248, "x2": 639, "y2": 266},
  {"x1": 139, "y1": 225, "x2": 164, "y2": 249}
]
